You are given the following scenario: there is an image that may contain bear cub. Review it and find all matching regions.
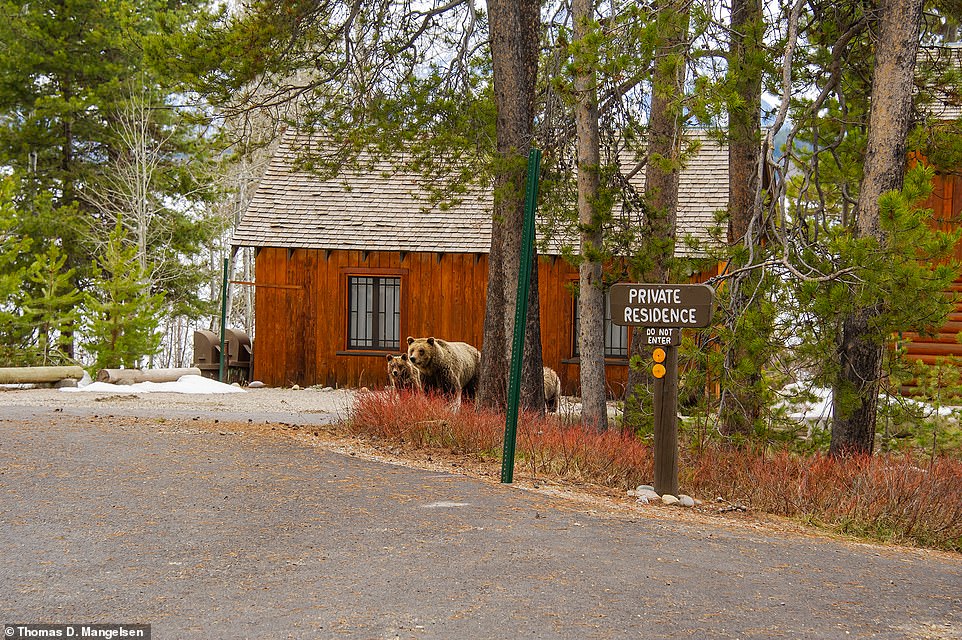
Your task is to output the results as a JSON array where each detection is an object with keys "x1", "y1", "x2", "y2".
[
  {"x1": 386, "y1": 353, "x2": 421, "y2": 392},
  {"x1": 543, "y1": 366, "x2": 562, "y2": 413}
]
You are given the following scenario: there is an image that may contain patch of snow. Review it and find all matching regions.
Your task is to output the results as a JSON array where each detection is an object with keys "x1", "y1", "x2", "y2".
[
  {"x1": 780, "y1": 385, "x2": 833, "y2": 425},
  {"x1": 777, "y1": 382, "x2": 960, "y2": 426},
  {"x1": 884, "y1": 393, "x2": 958, "y2": 418},
  {"x1": 62, "y1": 374, "x2": 245, "y2": 395}
]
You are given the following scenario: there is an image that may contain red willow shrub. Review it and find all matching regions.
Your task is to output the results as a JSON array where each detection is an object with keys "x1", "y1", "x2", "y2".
[
  {"x1": 347, "y1": 389, "x2": 504, "y2": 454},
  {"x1": 348, "y1": 391, "x2": 962, "y2": 551},
  {"x1": 517, "y1": 419, "x2": 654, "y2": 488}
]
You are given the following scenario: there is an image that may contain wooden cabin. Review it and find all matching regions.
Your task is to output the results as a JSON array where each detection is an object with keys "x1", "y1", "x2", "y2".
[
  {"x1": 231, "y1": 130, "x2": 728, "y2": 394},
  {"x1": 898, "y1": 169, "x2": 962, "y2": 366},
  {"x1": 897, "y1": 44, "x2": 962, "y2": 368}
]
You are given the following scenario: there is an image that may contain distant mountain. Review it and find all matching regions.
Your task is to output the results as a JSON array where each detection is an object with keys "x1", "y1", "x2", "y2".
[{"x1": 761, "y1": 94, "x2": 813, "y2": 160}]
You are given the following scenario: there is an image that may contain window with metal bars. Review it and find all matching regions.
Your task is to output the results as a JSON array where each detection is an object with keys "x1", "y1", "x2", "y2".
[
  {"x1": 347, "y1": 276, "x2": 401, "y2": 350},
  {"x1": 572, "y1": 289, "x2": 629, "y2": 358}
]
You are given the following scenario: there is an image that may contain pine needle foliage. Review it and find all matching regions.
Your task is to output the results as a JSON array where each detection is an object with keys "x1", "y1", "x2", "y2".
[
  {"x1": 0, "y1": 176, "x2": 33, "y2": 366},
  {"x1": 790, "y1": 164, "x2": 960, "y2": 418},
  {"x1": 83, "y1": 223, "x2": 165, "y2": 372},
  {"x1": 21, "y1": 245, "x2": 82, "y2": 366}
]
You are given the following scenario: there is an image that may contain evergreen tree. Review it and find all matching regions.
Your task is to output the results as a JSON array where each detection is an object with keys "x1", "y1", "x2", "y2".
[
  {"x1": 623, "y1": 0, "x2": 692, "y2": 432},
  {"x1": 830, "y1": 0, "x2": 924, "y2": 455},
  {"x1": 84, "y1": 223, "x2": 165, "y2": 372},
  {"x1": 0, "y1": 0, "x2": 222, "y2": 358},
  {"x1": 0, "y1": 175, "x2": 32, "y2": 366},
  {"x1": 715, "y1": 0, "x2": 774, "y2": 437},
  {"x1": 22, "y1": 245, "x2": 82, "y2": 365},
  {"x1": 180, "y1": 0, "x2": 553, "y2": 410},
  {"x1": 475, "y1": 0, "x2": 545, "y2": 412},
  {"x1": 570, "y1": 0, "x2": 610, "y2": 430}
]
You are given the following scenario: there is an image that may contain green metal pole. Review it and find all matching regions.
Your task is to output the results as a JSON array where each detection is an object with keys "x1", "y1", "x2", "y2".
[
  {"x1": 218, "y1": 257, "x2": 229, "y2": 383},
  {"x1": 501, "y1": 148, "x2": 542, "y2": 484}
]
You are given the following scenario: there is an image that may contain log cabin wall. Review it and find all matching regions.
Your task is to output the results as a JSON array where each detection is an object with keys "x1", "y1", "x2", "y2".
[
  {"x1": 234, "y1": 129, "x2": 731, "y2": 396},
  {"x1": 900, "y1": 172, "x2": 962, "y2": 366},
  {"x1": 250, "y1": 247, "x2": 631, "y2": 394}
]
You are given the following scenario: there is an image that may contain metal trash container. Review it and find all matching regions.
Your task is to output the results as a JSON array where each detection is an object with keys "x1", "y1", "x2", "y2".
[
  {"x1": 193, "y1": 329, "x2": 221, "y2": 379},
  {"x1": 193, "y1": 328, "x2": 253, "y2": 385},
  {"x1": 225, "y1": 328, "x2": 253, "y2": 385},
  {"x1": 225, "y1": 328, "x2": 252, "y2": 367}
]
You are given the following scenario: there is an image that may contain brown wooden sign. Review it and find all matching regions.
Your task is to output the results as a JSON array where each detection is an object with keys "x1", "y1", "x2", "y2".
[
  {"x1": 609, "y1": 283, "x2": 714, "y2": 328},
  {"x1": 607, "y1": 282, "x2": 714, "y2": 497}
]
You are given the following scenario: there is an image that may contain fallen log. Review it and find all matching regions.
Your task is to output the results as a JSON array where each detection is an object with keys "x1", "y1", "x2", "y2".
[
  {"x1": 0, "y1": 365, "x2": 86, "y2": 384},
  {"x1": 96, "y1": 367, "x2": 202, "y2": 384}
]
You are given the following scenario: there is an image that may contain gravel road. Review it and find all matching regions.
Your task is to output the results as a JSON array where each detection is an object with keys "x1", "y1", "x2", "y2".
[{"x1": 1, "y1": 386, "x2": 961, "y2": 639}]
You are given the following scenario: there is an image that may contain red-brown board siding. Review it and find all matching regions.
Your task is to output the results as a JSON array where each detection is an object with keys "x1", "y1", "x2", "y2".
[
  {"x1": 901, "y1": 172, "x2": 962, "y2": 366},
  {"x1": 535, "y1": 256, "x2": 630, "y2": 396},
  {"x1": 250, "y1": 248, "x2": 633, "y2": 394},
  {"x1": 538, "y1": 257, "x2": 572, "y2": 393}
]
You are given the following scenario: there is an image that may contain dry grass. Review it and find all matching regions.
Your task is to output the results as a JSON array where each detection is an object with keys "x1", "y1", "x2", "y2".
[{"x1": 348, "y1": 390, "x2": 962, "y2": 552}]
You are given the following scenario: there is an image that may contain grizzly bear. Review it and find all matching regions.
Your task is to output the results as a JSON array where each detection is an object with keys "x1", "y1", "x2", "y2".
[
  {"x1": 406, "y1": 336, "x2": 480, "y2": 403},
  {"x1": 386, "y1": 353, "x2": 421, "y2": 392},
  {"x1": 543, "y1": 366, "x2": 562, "y2": 413}
]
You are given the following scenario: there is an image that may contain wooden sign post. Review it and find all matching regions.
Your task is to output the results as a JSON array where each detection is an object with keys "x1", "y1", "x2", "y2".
[{"x1": 609, "y1": 283, "x2": 714, "y2": 496}]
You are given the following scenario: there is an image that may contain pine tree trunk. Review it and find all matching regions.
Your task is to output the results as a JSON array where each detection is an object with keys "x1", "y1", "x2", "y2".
[
  {"x1": 625, "y1": 3, "x2": 689, "y2": 429},
  {"x1": 479, "y1": 218, "x2": 509, "y2": 408},
  {"x1": 831, "y1": 0, "x2": 923, "y2": 456},
  {"x1": 727, "y1": 0, "x2": 763, "y2": 248},
  {"x1": 721, "y1": 0, "x2": 765, "y2": 436},
  {"x1": 832, "y1": 308, "x2": 883, "y2": 455},
  {"x1": 478, "y1": 0, "x2": 544, "y2": 412},
  {"x1": 573, "y1": 0, "x2": 609, "y2": 430}
]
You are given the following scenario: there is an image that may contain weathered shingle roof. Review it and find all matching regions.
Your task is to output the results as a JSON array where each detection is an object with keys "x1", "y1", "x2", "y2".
[
  {"x1": 672, "y1": 136, "x2": 729, "y2": 254},
  {"x1": 232, "y1": 129, "x2": 729, "y2": 257},
  {"x1": 919, "y1": 44, "x2": 962, "y2": 121}
]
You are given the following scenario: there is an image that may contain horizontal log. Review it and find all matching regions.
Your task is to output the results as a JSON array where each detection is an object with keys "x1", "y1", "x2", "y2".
[
  {"x1": 900, "y1": 341, "x2": 962, "y2": 357},
  {"x1": 0, "y1": 366, "x2": 86, "y2": 384},
  {"x1": 920, "y1": 320, "x2": 962, "y2": 333},
  {"x1": 96, "y1": 367, "x2": 202, "y2": 384},
  {"x1": 903, "y1": 354, "x2": 962, "y2": 366},
  {"x1": 900, "y1": 332, "x2": 962, "y2": 345}
]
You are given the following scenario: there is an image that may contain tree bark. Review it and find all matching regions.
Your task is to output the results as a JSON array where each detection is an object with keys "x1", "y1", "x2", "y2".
[
  {"x1": 831, "y1": 0, "x2": 923, "y2": 456},
  {"x1": 478, "y1": 0, "x2": 545, "y2": 412},
  {"x1": 573, "y1": 0, "x2": 609, "y2": 430},
  {"x1": 720, "y1": 0, "x2": 765, "y2": 436},
  {"x1": 727, "y1": 0, "x2": 763, "y2": 250},
  {"x1": 624, "y1": 2, "x2": 689, "y2": 429}
]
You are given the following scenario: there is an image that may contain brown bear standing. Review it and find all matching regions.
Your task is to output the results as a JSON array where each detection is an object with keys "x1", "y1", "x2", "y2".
[
  {"x1": 386, "y1": 353, "x2": 421, "y2": 392},
  {"x1": 406, "y1": 336, "x2": 480, "y2": 404},
  {"x1": 543, "y1": 366, "x2": 562, "y2": 413}
]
